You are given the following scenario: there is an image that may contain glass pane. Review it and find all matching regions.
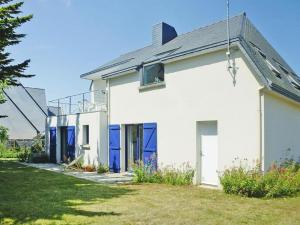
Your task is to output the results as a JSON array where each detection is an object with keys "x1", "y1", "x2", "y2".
[{"x1": 143, "y1": 63, "x2": 164, "y2": 85}]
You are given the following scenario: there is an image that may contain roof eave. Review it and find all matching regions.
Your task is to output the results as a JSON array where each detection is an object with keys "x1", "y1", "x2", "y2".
[
  {"x1": 81, "y1": 66, "x2": 138, "y2": 80},
  {"x1": 99, "y1": 38, "x2": 241, "y2": 80},
  {"x1": 237, "y1": 40, "x2": 300, "y2": 104},
  {"x1": 237, "y1": 40, "x2": 271, "y2": 88},
  {"x1": 101, "y1": 66, "x2": 138, "y2": 80},
  {"x1": 270, "y1": 83, "x2": 300, "y2": 104}
]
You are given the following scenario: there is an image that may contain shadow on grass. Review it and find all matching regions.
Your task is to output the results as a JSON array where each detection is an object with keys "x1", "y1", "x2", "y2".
[{"x1": 0, "y1": 160, "x2": 134, "y2": 224}]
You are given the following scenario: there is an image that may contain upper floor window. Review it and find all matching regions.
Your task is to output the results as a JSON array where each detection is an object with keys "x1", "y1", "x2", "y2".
[{"x1": 142, "y1": 63, "x2": 164, "y2": 86}]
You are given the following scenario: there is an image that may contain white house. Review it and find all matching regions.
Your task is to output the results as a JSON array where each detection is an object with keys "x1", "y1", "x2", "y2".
[{"x1": 47, "y1": 13, "x2": 300, "y2": 186}]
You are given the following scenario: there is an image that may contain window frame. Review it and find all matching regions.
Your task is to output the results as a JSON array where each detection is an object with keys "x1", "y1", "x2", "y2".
[
  {"x1": 82, "y1": 125, "x2": 89, "y2": 145},
  {"x1": 141, "y1": 63, "x2": 165, "y2": 86}
]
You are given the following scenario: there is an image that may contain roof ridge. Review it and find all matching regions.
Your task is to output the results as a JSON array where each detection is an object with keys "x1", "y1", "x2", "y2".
[
  {"x1": 24, "y1": 86, "x2": 45, "y2": 91},
  {"x1": 176, "y1": 12, "x2": 246, "y2": 39},
  {"x1": 119, "y1": 44, "x2": 153, "y2": 57},
  {"x1": 120, "y1": 13, "x2": 246, "y2": 58},
  {"x1": 240, "y1": 12, "x2": 247, "y2": 37}
]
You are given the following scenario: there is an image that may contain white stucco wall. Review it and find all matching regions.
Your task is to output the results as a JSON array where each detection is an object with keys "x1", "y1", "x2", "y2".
[
  {"x1": 90, "y1": 79, "x2": 106, "y2": 106},
  {"x1": 263, "y1": 92, "x2": 300, "y2": 170},
  {"x1": 46, "y1": 111, "x2": 107, "y2": 166},
  {"x1": 98, "y1": 49, "x2": 263, "y2": 182}
]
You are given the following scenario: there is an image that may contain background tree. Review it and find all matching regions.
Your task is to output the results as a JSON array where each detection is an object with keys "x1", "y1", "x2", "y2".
[
  {"x1": 0, "y1": 125, "x2": 8, "y2": 143},
  {"x1": 0, "y1": 0, "x2": 33, "y2": 105}
]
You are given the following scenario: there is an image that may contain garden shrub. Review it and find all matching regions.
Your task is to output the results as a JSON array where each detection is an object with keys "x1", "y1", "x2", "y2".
[
  {"x1": 16, "y1": 146, "x2": 49, "y2": 163},
  {"x1": 66, "y1": 162, "x2": 99, "y2": 173},
  {"x1": 17, "y1": 147, "x2": 30, "y2": 162},
  {"x1": 73, "y1": 159, "x2": 84, "y2": 170},
  {"x1": 14, "y1": 134, "x2": 46, "y2": 163},
  {"x1": 0, "y1": 147, "x2": 19, "y2": 158},
  {"x1": 83, "y1": 164, "x2": 96, "y2": 172},
  {"x1": 30, "y1": 152, "x2": 49, "y2": 163},
  {"x1": 220, "y1": 165, "x2": 265, "y2": 197},
  {"x1": 31, "y1": 134, "x2": 44, "y2": 153},
  {"x1": 0, "y1": 125, "x2": 8, "y2": 143},
  {"x1": 220, "y1": 160, "x2": 300, "y2": 198},
  {"x1": 65, "y1": 158, "x2": 84, "y2": 171},
  {"x1": 0, "y1": 132, "x2": 46, "y2": 161},
  {"x1": 132, "y1": 160, "x2": 194, "y2": 186},
  {"x1": 0, "y1": 126, "x2": 14, "y2": 158},
  {"x1": 0, "y1": 142, "x2": 24, "y2": 159},
  {"x1": 97, "y1": 163, "x2": 109, "y2": 174},
  {"x1": 132, "y1": 162, "x2": 147, "y2": 183}
]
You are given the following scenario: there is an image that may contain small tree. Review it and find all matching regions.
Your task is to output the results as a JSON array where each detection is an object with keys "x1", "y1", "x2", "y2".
[
  {"x1": 31, "y1": 133, "x2": 45, "y2": 153},
  {"x1": 0, "y1": 0, "x2": 33, "y2": 115},
  {"x1": 0, "y1": 125, "x2": 8, "y2": 143}
]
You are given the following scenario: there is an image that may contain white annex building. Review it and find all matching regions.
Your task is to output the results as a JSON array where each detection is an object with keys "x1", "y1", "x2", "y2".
[{"x1": 47, "y1": 14, "x2": 300, "y2": 186}]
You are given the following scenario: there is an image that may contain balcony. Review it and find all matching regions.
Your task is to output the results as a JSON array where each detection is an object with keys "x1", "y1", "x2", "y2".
[{"x1": 48, "y1": 90, "x2": 106, "y2": 116}]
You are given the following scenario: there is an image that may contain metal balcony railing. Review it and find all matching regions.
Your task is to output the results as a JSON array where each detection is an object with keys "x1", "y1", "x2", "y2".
[{"x1": 48, "y1": 90, "x2": 106, "y2": 116}]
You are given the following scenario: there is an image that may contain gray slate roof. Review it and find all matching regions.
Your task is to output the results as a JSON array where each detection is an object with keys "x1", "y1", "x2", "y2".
[
  {"x1": 82, "y1": 13, "x2": 300, "y2": 102},
  {"x1": 0, "y1": 85, "x2": 47, "y2": 139}
]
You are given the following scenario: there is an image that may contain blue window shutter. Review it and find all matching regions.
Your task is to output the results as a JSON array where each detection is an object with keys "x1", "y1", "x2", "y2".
[
  {"x1": 67, "y1": 126, "x2": 75, "y2": 160},
  {"x1": 109, "y1": 125, "x2": 121, "y2": 173},
  {"x1": 49, "y1": 127, "x2": 56, "y2": 163},
  {"x1": 143, "y1": 123, "x2": 157, "y2": 166}
]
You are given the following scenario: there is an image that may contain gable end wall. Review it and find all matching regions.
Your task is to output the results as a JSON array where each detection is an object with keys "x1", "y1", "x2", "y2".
[{"x1": 263, "y1": 92, "x2": 300, "y2": 169}]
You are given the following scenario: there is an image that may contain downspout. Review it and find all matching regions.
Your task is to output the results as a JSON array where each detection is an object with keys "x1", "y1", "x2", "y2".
[
  {"x1": 259, "y1": 89, "x2": 264, "y2": 172},
  {"x1": 106, "y1": 79, "x2": 110, "y2": 166},
  {"x1": 236, "y1": 42, "x2": 266, "y2": 172}
]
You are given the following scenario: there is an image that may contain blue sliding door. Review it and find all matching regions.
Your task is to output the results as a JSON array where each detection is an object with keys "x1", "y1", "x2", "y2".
[{"x1": 109, "y1": 125, "x2": 121, "y2": 173}]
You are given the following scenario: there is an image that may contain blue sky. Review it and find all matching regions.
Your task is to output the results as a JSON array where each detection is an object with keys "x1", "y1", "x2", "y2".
[{"x1": 10, "y1": 0, "x2": 300, "y2": 101}]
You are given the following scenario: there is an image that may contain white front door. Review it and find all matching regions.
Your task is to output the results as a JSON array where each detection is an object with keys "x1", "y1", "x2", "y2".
[{"x1": 199, "y1": 121, "x2": 218, "y2": 185}]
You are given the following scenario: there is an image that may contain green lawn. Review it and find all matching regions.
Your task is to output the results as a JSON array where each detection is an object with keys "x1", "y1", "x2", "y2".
[{"x1": 0, "y1": 160, "x2": 299, "y2": 225}]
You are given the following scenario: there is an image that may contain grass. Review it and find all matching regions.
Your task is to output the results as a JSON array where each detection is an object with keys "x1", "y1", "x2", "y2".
[
  {"x1": 0, "y1": 149, "x2": 19, "y2": 159},
  {"x1": 0, "y1": 160, "x2": 299, "y2": 225}
]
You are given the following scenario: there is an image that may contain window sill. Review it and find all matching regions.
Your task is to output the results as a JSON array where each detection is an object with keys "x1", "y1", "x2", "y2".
[
  {"x1": 139, "y1": 82, "x2": 166, "y2": 92},
  {"x1": 81, "y1": 144, "x2": 90, "y2": 150}
]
